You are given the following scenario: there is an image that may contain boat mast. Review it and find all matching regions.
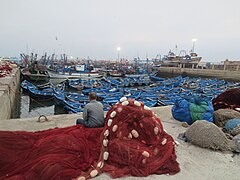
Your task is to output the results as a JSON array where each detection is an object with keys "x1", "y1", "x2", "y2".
[
  {"x1": 192, "y1": 38, "x2": 197, "y2": 53},
  {"x1": 175, "y1": 45, "x2": 178, "y2": 56}
]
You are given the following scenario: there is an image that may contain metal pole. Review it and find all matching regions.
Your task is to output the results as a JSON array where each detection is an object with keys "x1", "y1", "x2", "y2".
[{"x1": 118, "y1": 51, "x2": 119, "y2": 62}]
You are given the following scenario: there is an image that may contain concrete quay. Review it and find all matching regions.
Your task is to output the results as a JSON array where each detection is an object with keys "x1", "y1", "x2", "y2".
[
  {"x1": 0, "y1": 106, "x2": 239, "y2": 180},
  {"x1": 0, "y1": 68, "x2": 20, "y2": 120},
  {"x1": 157, "y1": 67, "x2": 240, "y2": 82}
]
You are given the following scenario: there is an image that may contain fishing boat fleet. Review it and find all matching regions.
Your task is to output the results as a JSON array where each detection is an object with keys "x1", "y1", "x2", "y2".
[
  {"x1": 47, "y1": 62, "x2": 104, "y2": 79},
  {"x1": 21, "y1": 74, "x2": 240, "y2": 114},
  {"x1": 17, "y1": 46, "x2": 240, "y2": 116},
  {"x1": 19, "y1": 43, "x2": 203, "y2": 83},
  {"x1": 20, "y1": 53, "x2": 104, "y2": 82}
]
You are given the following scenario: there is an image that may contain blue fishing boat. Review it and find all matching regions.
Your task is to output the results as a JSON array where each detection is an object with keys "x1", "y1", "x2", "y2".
[
  {"x1": 125, "y1": 91, "x2": 141, "y2": 99},
  {"x1": 48, "y1": 63, "x2": 103, "y2": 79},
  {"x1": 52, "y1": 81, "x2": 66, "y2": 104},
  {"x1": 21, "y1": 80, "x2": 37, "y2": 92},
  {"x1": 53, "y1": 92, "x2": 67, "y2": 105},
  {"x1": 65, "y1": 92, "x2": 89, "y2": 103},
  {"x1": 28, "y1": 87, "x2": 54, "y2": 101},
  {"x1": 141, "y1": 99, "x2": 158, "y2": 107},
  {"x1": 158, "y1": 99, "x2": 176, "y2": 106},
  {"x1": 64, "y1": 105, "x2": 83, "y2": 113},
  {"x1": 149, "y1": 73, "x2": 165, "y2": 81},
  {"x1": 102, "y1": 97, "x2": 120, "y2": 105},
  {"x1": 63, "y1": 99, "x2": 85, "y2": 109},
  {"x1": 67, "y1": 79, "x2": 84, "y2": 90}
]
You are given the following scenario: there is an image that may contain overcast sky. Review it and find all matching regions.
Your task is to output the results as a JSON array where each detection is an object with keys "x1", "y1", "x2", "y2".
[{"x1": 0, "y1": 0, "x2": 240, "y2": 61}]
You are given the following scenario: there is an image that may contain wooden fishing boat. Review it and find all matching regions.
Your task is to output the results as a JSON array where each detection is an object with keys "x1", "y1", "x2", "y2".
[
  {"x1": 149, "y1": 73, "x2": 165, "y2": 81},
  {"x1": 64, "y1": 105, "x2": 83, "y2": 113},
  {"x1": 65, "y1": 92, "x2": 89, "y2": 103},
  {"x1": 21, "y1": 80, "x2": 37, "y2": 92},
  {"x1": 141, "y1": 99, "x2": 158, "y2": 107},
  {"x1": 21, "y1": 67, "x2": 50, "y2": 83},
  {"x1": 63, "y1": 99, "x2": 85, "y2": 109},
  {"x1": 160, "y1": 49, "x2": 202, "y2": 68},
  {"x1": 108, "y1": 70, "x2": 123, "y2": 77},
  {"x1": 48, "y1": 63, "x2": 103, "y2": 79},
  {"x1": 28, "y1": 87, "x2": 54, "y2": 101},
  {"x1": 53, "y1": 83, "x2": 67, "y2": 105}
]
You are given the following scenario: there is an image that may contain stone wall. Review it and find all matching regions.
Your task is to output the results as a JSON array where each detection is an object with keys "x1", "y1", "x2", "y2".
[
  {"x1": 0, "y1": 68, "x2": 20, "y2": 120},
  {"x1": 157, "y1": 67, "x2": 240, "y2": 81}
]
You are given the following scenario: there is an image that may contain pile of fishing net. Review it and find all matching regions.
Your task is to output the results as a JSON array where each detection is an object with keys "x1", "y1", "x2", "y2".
[
  {"x1": 180, "y1": 95, "x2": 240, "y2": 152},
  {"x1": 212, "y1": 88, "x2": 240, "y2": 111},
  {"x1": 213, "y1": 109, "x2": 240, "y2": 127},
  {"x1": 223, "y1": 119, "x2": 240, "y2": 136},
  {"x1": 184, "y1": 120, "x2": 237, "y2": 151},
  {"x1": 0, "y1": 64, "x2": 13, "y2": 78},
  {"x1": 233, "y1": 134, "x2": 240, "y2": 152},
  {"x1": 0, "y1": 98, "x2": 180, "y2": 179},
  {"x1": 172, "y1": 97, "x2": 214, "y2": 125}
]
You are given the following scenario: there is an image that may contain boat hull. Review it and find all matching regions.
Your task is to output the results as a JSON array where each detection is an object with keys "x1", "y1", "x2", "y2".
[
  {"x1": 160, "y1": 57, "x2": 202, "y2": 67},
  {"x1": 21, "y1": 68, "x2": 50, "y2": 83},
  {"x1": 48, "y1": 70, "x2": 103, "y2": 79}
]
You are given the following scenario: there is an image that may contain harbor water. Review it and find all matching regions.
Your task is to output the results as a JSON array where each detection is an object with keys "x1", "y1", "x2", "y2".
[
  {"x1": 12, "y1": 78, "x2": 68, "y2": 119},
  {"x1": 11, "y1": 76, "x2": 239, "y2": 118}
]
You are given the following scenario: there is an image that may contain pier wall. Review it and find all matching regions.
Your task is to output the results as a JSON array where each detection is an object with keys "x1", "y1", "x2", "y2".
[
  {"x1": 157, "y1": 67, "x2": 240, "y2": 81},
  {"x1": 0, "y1": 68, "x2": 20, "y2": 120}
]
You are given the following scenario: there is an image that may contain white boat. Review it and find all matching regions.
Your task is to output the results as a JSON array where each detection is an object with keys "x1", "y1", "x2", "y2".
[
  {"x1": 125, "y1": 74, "x2": 149, "y2": 78},
  {"x1": 108, "y1": 70, "x2": 123, "y2": 77},
  {"x1": 48, "y1": 70, "x2": 103, "y2": 79},
  {"x1": 161, "y1": 50, "x2": 202, "y2": 65},
  {"x1": 48, "y1": 64, "x2": 103, "y2": 79}
]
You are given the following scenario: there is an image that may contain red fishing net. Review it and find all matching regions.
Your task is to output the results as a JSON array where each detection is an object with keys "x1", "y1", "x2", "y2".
[
  {"x1": 0, "y1": 98, "x2": 180, "y2": 180},
  {"x1": 212, "y1": 88, "x2": 240, "y2": 111},
  {"x1": 0, "y1": 65, "x2": 12, "y2": 78},
  {"x1": 0, "y1": 126, "x2": 102, "y2": 179}
]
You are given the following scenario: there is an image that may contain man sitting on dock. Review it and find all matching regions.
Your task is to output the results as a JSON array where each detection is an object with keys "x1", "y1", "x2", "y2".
[{"x1": 76, "y1": 92, "x2": 105, "y2": 128}]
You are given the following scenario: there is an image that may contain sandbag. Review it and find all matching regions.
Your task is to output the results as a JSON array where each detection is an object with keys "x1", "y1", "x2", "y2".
[
  {"x1": 185, "y1": 120, "x2": 237, "y2": 151},
  {"x1": 213, "y1": 109, "x2": 240, "y2": 127}
]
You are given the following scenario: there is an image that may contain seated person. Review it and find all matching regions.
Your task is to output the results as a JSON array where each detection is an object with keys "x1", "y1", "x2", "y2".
[{"x1": 76, "y1": 92, "x2": 104, "y2": 128}]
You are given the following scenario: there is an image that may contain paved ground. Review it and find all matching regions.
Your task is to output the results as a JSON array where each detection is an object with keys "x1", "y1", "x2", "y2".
[{"x1": 0, "y1": 106, "x2": 239, "y2": 180}]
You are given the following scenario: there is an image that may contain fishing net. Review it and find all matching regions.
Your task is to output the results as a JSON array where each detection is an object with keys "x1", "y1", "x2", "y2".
[
  {"x1": 0, "y1": 126, "x2": 102, "y2": 179},
  {"x1": 184, "y1": 120, "x2": 237, "y2": 151},
  {"x1": 0, "y1": 64, "x2": 13, "y2": 78},
  {"x1": 0, "y1": 98, "x2": 180, "y2": 180},
  {"x1": 233, "y1": 134, "x2": 240, "y2": 152},
  {"x1": 172, "y1": 97, "x2": 213, "y2": 125},
  {"x1": 98, "y1": 98, "x2": 180, "y2": 179},
  {"x1": 223, "y1": 119, "x2": 240, "y2": 136},
  {"x1": 212, "y1": 88, "x2": 240, "y2": 111},
  {"x1": 213, "y1": 109, "x2": 240, "y2": 127}
]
